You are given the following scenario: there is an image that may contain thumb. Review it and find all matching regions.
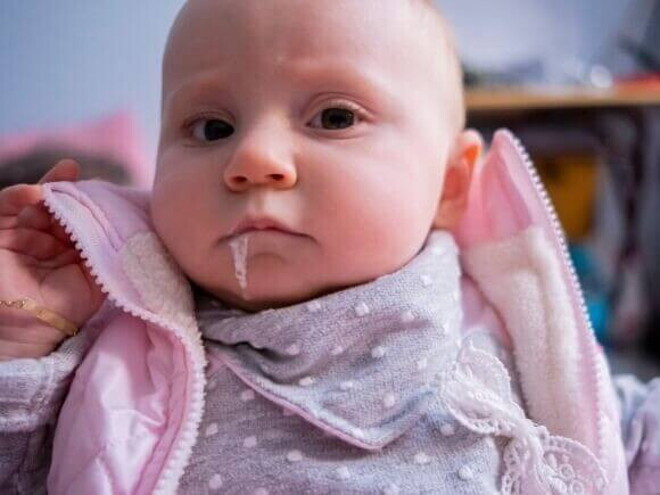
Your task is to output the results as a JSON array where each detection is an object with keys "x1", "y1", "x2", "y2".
[{"x1": 38, "y1": 159, "x2": 81, "y2": 185}]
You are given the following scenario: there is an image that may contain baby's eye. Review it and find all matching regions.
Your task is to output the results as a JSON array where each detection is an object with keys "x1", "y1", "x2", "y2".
[
  {"x1": 308, "y1": 101, "x2": 364, "y2": 131},
  {"x1": 189, "y1": 118, "x2": 235, "y2": 142}
]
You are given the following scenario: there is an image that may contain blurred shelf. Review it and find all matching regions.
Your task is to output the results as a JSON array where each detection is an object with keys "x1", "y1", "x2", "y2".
[{"x1": 466, "y1": 86, "x2": 660, "y2": 112}]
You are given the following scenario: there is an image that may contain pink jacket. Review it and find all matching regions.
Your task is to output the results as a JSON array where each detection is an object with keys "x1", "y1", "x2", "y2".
[{"x1": 39, "y1": 130, "x2": 629, "y2": 494}]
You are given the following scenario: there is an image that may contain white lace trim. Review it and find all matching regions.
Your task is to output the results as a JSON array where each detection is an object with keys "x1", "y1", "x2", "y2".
[{"x1": 438, "y1": 341, "x2": 608, "y2": 495}]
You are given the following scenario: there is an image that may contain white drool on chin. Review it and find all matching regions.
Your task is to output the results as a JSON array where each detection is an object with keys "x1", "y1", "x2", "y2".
[{"x1": 228, "y1": 233, "x2": 250, "y2": 295}]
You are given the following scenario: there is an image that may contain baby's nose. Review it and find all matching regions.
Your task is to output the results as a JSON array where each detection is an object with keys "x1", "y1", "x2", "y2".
[{"x1": 223, "y1": 124, "x2": 297, "y2": 192}]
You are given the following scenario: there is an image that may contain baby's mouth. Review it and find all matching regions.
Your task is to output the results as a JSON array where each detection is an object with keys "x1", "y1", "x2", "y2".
[{"x1": 226, "y1": 216, "x2": 302, "y2": 240}]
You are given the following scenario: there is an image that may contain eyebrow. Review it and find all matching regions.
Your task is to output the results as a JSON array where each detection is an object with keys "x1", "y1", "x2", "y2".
[
  {"x1": 163, "y1": 74, "x2": 231, "y2": 114},
  {"x1": 164, "y1": 62, "x2": 395, "y2": 113},
  {"x1": 287, "y1": 61, "x2": 395, "y2": 102}
]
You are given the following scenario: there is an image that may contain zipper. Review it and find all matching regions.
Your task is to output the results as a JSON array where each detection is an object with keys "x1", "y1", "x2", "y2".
[
  {"x1": 41, "y1": 187, "x2": 206, "y2": 495},
  {"x1": 502, "y1": 129, "x2": 607, "y2": 461}
]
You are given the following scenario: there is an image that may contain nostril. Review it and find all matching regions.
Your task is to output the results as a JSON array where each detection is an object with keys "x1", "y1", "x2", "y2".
[{"x1": 229, "y1": 174, "x2": 287, "y2": 187}]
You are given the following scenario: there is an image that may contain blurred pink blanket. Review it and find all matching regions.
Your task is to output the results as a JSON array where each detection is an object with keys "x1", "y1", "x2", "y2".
[{"x1": 0, "y1": 110, "x2": 151, "y2": 187}]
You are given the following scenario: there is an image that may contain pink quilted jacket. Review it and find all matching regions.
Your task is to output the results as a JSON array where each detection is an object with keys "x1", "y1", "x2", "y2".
[{"x1": 39, "y1": 130, "x2": 629, "y2": 494}]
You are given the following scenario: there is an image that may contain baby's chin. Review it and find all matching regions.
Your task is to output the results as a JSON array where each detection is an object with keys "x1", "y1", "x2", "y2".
[
  {"x1": 197, "y1": 275, "x2": 370, "y2": 314},
  {"x1": 189, "y1": 249, "x2": 400, "y2": 313}
]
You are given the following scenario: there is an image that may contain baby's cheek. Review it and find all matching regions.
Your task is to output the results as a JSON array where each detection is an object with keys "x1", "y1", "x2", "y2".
[
  {"x1": 151, "y1": 192, "x2": 203, "y2": 273},
  {"x1": 324, "y1": 223, "x2": 418, "y2": 287}
]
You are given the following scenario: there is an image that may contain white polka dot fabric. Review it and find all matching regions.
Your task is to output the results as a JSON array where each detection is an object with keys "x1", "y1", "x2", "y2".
[{"x1": 178, "y1": 231, "x2": 508, "y2": 493}]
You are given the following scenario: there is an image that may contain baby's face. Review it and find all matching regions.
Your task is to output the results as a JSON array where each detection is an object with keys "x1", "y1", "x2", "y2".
[{"x1": 153, "y1": 0, "x2": 468, "y2": 312}]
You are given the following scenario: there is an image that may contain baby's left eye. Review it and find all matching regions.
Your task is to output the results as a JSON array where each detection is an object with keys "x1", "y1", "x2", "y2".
[{"x1": 308, "y1": 102, "x2": 364, "y2": 131}]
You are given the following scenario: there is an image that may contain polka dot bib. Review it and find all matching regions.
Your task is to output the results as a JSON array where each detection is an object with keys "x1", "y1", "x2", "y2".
[{"x1": 179, "y1": 231, "x2": 504, "y2": 493}]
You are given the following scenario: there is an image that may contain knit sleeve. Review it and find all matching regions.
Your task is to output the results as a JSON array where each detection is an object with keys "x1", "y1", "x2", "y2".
[
  {"x1": 0, "y1": 299, "x2": 114, "y2": 494},
  {"x1": 613, "y1": 374, "x2": 660, "y2": 495},
  {"x1": 0, "y1": 330, "x2": 91, "y2": 494}
]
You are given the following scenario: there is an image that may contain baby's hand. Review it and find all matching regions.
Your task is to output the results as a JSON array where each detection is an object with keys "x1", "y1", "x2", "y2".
[{"x1": 0, "y1": 160, "x2": 105, "y2": 361}]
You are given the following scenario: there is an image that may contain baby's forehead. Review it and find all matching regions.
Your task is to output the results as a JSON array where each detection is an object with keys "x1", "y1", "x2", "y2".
[
  {"x1": 165, "y1": 0, "x2": 463, "y2": 131},
  {"x1": 172, "y1": 0, "x2": 454, "y2": 65}
]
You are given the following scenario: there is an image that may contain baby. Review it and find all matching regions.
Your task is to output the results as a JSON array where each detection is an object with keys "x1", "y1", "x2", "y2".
[{"x1": 1, "y1": 0, "x2": 659, "y2": 494}]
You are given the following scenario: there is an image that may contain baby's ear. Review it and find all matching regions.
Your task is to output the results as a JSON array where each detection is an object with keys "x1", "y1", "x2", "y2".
[{"x1": 432, "y1": 129, "x2": 483, "y2": 230}]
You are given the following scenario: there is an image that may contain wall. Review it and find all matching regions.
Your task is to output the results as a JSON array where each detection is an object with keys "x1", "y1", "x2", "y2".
[
  {"x1": 438, "y1": 0, "x2": 639, "y2": 76},
  {"x1": 0, "y1": 0, "x2": 184, "y2": 170}
]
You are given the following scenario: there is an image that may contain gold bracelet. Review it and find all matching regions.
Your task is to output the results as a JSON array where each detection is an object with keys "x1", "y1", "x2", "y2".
[{"x1": 0, "y1": 298, "x2": 78, "y2": 337}]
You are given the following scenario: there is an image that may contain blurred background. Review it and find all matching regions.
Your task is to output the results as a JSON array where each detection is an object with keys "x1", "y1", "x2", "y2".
[{"x1": 0, "y1": 0, "x2": 658, "y2": 378}]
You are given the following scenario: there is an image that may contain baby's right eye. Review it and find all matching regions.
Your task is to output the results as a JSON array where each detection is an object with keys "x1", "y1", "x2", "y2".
[{"x1": 189, "y1": 118, "x2": 235, "y2": 142}]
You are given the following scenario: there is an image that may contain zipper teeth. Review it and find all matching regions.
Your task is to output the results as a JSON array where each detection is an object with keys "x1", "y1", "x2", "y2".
[
  {"x1": 503, "y1": 130, "x2": 606, "y2": 460},
  {"x1": 42, "y1": 192, "x2": 206, "y2": 495}
]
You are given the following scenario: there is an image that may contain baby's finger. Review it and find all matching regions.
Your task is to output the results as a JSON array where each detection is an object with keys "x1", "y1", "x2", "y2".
[
  {"x1": 0, "y1": 184, "x2": 42, "y2": 216},
  {"x1": 0, "y1": 216, "x2": 18, "y2": 229},
  {"x1": 38, "y1": 159, "x2": 81, "y2": 185},
  {"x1": 39, "y1": 248, "x2": 81, "y2": 269},
  {"x1": 0, "y1": 203, "x2": 51, "y2": 231},
  {"x1": 49, "y1": 218, "x2": 74, "y2": 246},
  {"x1": 15, "y1": 205, "x2": 52, "y2": 231},
  {"x1": 0, "y1": 228, "x2": 70, "y2": 260}
]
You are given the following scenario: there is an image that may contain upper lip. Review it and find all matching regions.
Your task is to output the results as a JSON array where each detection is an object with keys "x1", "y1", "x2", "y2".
[{"x1": 227, "y1": 216, "x2": 301, "y2": 239}]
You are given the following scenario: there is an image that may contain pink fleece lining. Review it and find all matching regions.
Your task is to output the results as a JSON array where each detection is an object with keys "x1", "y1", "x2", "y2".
[{"x1": 453, "y1": 131, "x2": 629, "y2": 495}]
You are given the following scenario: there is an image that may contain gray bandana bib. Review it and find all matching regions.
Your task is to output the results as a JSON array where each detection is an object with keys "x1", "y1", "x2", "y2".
[{"x1": 195, "y1": 230, "x2": 462, "y2": 449}]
